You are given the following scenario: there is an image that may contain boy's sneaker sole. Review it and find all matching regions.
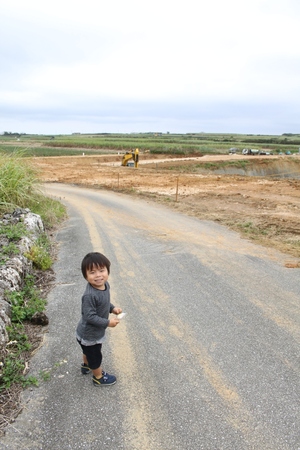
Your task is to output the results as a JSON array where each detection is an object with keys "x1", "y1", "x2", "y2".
[{"x1": 93, "y1": 372, "x2": 116, "y2": 386}]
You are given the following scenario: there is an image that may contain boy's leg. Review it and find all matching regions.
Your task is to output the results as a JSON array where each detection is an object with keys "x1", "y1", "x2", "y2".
[
  {"x1": 88, "y1": 345, "x2": 116, "y2": 386},
  {"x1": 79, "y1": 341, "x2": 116, "y2": 385},
  {"x1": 77, "y1": 340, "x2": 91, "y2": 374},
  {"x1": 92, "y1": 367, "x2": 103, "y2": 379},
  {"x1": 83, "y1": 353, "x2": 102, "y2": 373},
  {"x1": 81, "y1": 354, "x2": 91, "y2": 374},
  {"x1": 80, "y1": 342, "x2": 104, "y2": 377},
  {"x1": 83, "y1": 353, "x2": 103, "y2": 377}
]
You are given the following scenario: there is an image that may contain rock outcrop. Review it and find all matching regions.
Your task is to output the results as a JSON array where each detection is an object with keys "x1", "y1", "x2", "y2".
[{"x1": 0, "y1": 209, "x2": 44, "y2": 351}]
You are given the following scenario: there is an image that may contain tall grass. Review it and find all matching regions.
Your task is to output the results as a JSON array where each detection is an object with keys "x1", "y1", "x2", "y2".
[
  {"x1": 0, "y1": 150, "x2": 66, "y2": 227},
  {"x1": 0, "y1": 151, "x2": 39, "y2": 209}
]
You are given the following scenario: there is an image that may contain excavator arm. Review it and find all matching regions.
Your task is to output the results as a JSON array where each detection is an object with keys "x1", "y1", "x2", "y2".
[{"x1": 121, "y1": 149, "x2": 139, "y2": 167}]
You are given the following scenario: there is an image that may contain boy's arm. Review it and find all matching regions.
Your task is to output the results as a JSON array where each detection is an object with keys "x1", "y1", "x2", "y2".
[
  {"x1": 108, "y1": 316, "x2": 120, "y2": 327},
  {"x1": 111, "y1": 306, "x2": 122, "y2": 315},
  {"x1": 109, "y1": 304, "x2": 122, "y2": 327},
  {"x1": 83, "y1": 295, "x2": 110, "y2": 328}
]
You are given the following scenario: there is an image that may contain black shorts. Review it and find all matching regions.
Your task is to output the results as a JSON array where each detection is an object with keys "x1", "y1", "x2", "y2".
[{"x1": 77, "y1": 339, "x2": 102, "y2": 370}]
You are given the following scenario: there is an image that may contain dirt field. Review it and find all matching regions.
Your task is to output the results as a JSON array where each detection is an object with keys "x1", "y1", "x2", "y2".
[{"x1": 33, "y1": 153, "x2": 300, "y2": 266}]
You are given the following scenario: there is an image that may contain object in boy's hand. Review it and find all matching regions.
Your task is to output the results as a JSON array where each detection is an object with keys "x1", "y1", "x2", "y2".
[{"x1": 116, "y1": 312, "x2": 127, "y2": 320}]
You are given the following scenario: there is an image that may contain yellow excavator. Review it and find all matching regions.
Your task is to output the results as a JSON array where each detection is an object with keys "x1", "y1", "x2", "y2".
[{"x1": 121, "y1": 148, "x2": 139, "y2": 168}]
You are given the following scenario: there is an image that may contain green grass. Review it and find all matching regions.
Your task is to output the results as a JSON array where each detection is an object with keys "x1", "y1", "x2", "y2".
[
  {"x1": 6, "y1": 275, "x2": 47, "y2": 323},
  {"x1": 24, "y1": 233, "x2": 53, "y2": 270},
  {"x1": 162, "y1": 159, "x2": 252, "y2": 173},
  {"x1": 0, "y1": 150, "x2": 66, "y2": 227},
  {"x1": 0, "y1": 150, "x2": 39, "y2": 210},
  {"x1": 0, "y1": 222, "x2": 28, "y2": 240},
  {"x1": 1, "y1": 322, "x2": 38, "y2": 389},
  {"x1": 1, "y1": 273, "x2": 48, "y2": 390},
  {"x1": 236, "y1": 221, "x2": 269, "y2": 238},
  {"x1": 1, "y1": 132, "x2": 300, "y2": 157},
  {"x1": 0, "y1": 146, "x2": 108, "y2": 157}
]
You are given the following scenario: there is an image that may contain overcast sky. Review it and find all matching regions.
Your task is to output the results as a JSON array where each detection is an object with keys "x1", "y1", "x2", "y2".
[{"x1": 1, "y1": 0, "x2": 299, "y2": 135}]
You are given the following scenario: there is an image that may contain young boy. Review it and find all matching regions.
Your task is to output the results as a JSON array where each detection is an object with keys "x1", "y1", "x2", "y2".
[{"x1": 76, "y1": 252, "x2": 122, "y2": 386}]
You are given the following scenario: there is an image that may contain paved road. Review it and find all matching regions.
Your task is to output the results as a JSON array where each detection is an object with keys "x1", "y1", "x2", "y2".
[{"x1": 1, "y1": 183, "x2": 299, "y2": 450}]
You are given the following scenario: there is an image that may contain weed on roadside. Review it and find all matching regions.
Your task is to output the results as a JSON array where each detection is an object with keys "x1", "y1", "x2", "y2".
[
  {"x1": 238, "y1": 221, "x2": 262, "y2": 236},
  {"x1": 1, "y1": 323, "x2": 39, "y2": 390},
  {"x1": 25, "y1": 233, "x2": 53, "y2": 270},
  {"x1": 39, "y1": 360, "x2": 68, "y2": 382},
  {"x1": 6, "y1": 274, "x2": 47, "y2": 322},
  {"x1": 0, "y1": 222, "x2": 28, "y2": 241}
]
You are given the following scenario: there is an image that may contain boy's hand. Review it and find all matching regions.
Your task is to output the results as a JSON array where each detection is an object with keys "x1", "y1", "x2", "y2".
[
  {"x1": 108, "y1": 317, "x2": 120, "y2": 327},
  {"x1": 112, "y1": 307, "x2": 122, "y2": 315}
]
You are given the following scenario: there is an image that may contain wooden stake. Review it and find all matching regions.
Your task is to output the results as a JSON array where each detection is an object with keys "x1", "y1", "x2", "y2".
[{"x1": 175, "y1": 176, "x2": 179, "y2": 202}]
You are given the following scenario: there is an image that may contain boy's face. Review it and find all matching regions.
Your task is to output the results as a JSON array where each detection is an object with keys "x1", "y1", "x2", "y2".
[{"x1": 85, "y1": 264, "x2": 109, "y2": 290}]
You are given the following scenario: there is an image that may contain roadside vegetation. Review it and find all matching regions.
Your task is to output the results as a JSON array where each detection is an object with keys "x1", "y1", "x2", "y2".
[
  {"x1": 0, "y1": 150, "x2": 66, "y2": 430},
  {"x1": 0, "y1": 150, "x2": 65, "y2": 226}
]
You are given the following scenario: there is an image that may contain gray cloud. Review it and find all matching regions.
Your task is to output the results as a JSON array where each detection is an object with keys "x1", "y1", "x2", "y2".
[{"x1": 1, "y1": 0, "x2": 300, "y2": 135}]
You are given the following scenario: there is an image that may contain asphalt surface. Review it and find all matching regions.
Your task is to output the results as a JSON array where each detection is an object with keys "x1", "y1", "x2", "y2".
[{"x1": 1, "y1": 183, "x2": 299, "y2": 450}]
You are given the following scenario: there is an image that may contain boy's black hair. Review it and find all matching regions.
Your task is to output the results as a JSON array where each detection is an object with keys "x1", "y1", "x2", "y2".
[{"x1": 81, "y1": 252, "x2": 111, "y2": 278}]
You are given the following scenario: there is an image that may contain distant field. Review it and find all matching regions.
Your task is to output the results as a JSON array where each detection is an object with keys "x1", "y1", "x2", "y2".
[{"x1": 1, "y1": 132, "x2": 300, "y2": 157}]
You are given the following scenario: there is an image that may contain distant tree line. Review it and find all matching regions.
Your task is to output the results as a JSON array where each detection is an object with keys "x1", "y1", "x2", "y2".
[{"x1": 2, "y1": 132, "x2": 25, "y2": 137}]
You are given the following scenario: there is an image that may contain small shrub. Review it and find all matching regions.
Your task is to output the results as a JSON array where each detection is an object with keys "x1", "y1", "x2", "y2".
[
  {"x1": 0, "y1": 222, "x2": 28, "y2": 265},
  {"x1": 6, "y1": 274, "x2": 46, "y2": 322},
  {"x1": 0, "y1": 223, "x2": 27, "y2": 240},
  {"x1": 23, "y1": 231, "x2": 53, "y2": 270},
  {"x1": 25, "y1": 245, "x2": 52, "y2": 270},
  {"x1": 1, "y1": 274, "x2": 46, "y2": 389},
  {"x1": 1, "y1": 242, "x2": 18, "y2": 256},
  {"x1": 0, "y1": 242, "x2": 19, "y2": 265},
  {"x1": 1, "y1": 324, "x2": 38, "y2": 390}
]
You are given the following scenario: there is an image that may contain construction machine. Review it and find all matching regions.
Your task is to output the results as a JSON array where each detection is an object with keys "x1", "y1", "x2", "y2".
[{"x1": 121, "y1": 148, "x2": 139, "y2": 167}]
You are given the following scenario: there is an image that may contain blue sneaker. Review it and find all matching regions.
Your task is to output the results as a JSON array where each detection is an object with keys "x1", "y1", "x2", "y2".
[
  {"x1": 81, "y1": 363, "x2": 91, "y2": 375},
  {"x1": 93, "y1": 372, "x2": 116, "y2": 386}
]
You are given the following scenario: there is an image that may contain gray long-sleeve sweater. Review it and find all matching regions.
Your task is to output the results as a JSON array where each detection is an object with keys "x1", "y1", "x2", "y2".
[{"x1": 76, "y1": 281, "x2": 115, "y2": 345}]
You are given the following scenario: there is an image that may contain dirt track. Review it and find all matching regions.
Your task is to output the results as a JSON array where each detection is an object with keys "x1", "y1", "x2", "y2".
[{"x1": 32, "y1": 153, "x2": 300, "y2": 265}]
